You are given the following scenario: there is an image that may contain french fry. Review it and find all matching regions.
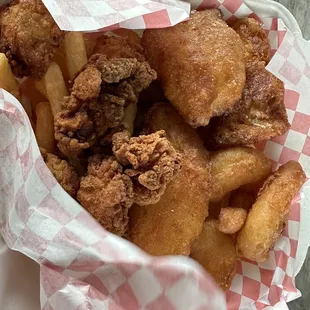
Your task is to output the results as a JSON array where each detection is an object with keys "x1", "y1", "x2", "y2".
[
  {"x1": 34, "y1": 80, "x2": 47, "y2": 98},
  {"x1": 64, "y1": 32, "x2": 88, "y2": 80},
  {"x1": 35, "y1": 102, "x2": 55, "y2": 153},
  {"x1": 54, "y1": 42, "x2": 70, "y2": 83},
  {"x1": 0, "y1": 53, "x2": 20, "y2": 99},
  {"x1": 84, "y1": 34, "x2": 97, "y2": 58},
  {"x1": 42, "y1": 62, "x2": 68, "y2": 116},
  {"x1": 123, "y1": 103, "x2": 137, "y2": 135},
  {"x1": 20, "y1": 78, "x2": 47, "y2": 116}
]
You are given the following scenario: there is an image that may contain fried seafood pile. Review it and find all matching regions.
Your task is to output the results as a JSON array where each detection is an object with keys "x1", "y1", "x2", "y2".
[{"x1": 6, "y1": 1, "x2": 305, "y2": 293}]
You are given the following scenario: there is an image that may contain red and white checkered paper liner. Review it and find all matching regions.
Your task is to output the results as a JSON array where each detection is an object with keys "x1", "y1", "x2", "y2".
[{"x1": 0, "y1": 0, "x2": 310, "y2": 309}]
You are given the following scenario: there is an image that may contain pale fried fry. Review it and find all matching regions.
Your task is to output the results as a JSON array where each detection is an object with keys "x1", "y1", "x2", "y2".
[
  {"x1": 34, "y1": 80, "x2": 46, "y2": 97},
  {"x1": 54, "y1": 42, "x2": 70, "y2": 82},
  {"x1": 0, "y1": 53, "x2": 20, "y2": 99},
  {"x1": 42, "y1": 62, "x2": 68, "y2": 116},
  {"x1": 190, "y1": 219, "x2": 237, "y2": 291},
  {"x1": 129, "y1": 103, "x2": 211, "y2": 256},
  {"x1": 218, "y1": 207, "x2": 247, "y2": 234},
  {"x1": 236, "y1": 161, "x2": 306, "y2": 262},
  {"x1": 35, "y1": 102, "x2": 55, "y2": 153},
  {"x1": 210, "y1": 147, "x2": 272, "y2": 202},
  {"x1": 64, "y1": 32, "x2": 88, "y2": 80},
  {"x1": 123, "y1": 103, "x2": 137, "y2": 136},
  {"x1": 84, "y1": 35, "x2": 97, "y2": 59},
  {"x1": 20, "y1": 78, "x2": 47, "y2": 116}
]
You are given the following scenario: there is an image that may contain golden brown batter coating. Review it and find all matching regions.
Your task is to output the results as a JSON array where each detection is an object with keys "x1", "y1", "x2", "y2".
[
  {"x1": 190, "y1": 219, "x2": 237, "y2": 291},
  {"x1": 77, "y1": 155, "x2": 134, "y2": 236},
  {"x1": 232, "y1": 18, "x2": 271, "y2": 64},
  {"x1": 54, "y1": 54, "x2": 156, "y2": 157},
  {"x1": 129, "y1": 103, "x2": 211, "y2": 256},
  {"x1": 209, "y1": 61, "x2": 290, "y2": 148},
  {"x1": 41, "y1": 148, "x2": 79, "y2": 197},
  {"x1": 218, "y1": 207, "x2": 247, "y2": 234},
  {"x1": 142, "y1": 9, "x2": 246, "y2": 127},
  {"x1": 210, "y1": 146, "x2": 272, "y2": 203},
  {"x1": 236, "y1": 161, "x2": 306, "y2": 262},
  {"x1": 112, "y1": 130, "x2": 182, "y2": 206},
  {"x1": 0, "y1": 0, "x2": 64, "y2": 78}
]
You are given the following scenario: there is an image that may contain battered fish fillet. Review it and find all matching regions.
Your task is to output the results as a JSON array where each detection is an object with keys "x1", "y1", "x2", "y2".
[
  {"x1": 54, "y1": 54, "x2": 156, "y2": 157},
  {"x1": 232, "y1": 18, "x2": 271, "y2": 64},
  {"x1": 236, "y1": 161, "x2": 306, "y2": 262},
  {"x1": 190, "y1": 219, "x2": 237, "y2": 291},
  {"x1": 142, "y1": 10, "x2": 246, "y2": 127},
  {"x1": 210, "y1": 146, "x2": 272, "y2": 202},
  {"x1": 41, "y1": 148, "x2": 79, "y2": 197},
  {"x1": 129, "y1": 103, "x2": 211, "y2": 256},
  {"x1": 0, "y1": 0, "x2": 64, "y2": 78},
  {"x1": 209, "y1": 61, "x2": 290, "y2": 148}
]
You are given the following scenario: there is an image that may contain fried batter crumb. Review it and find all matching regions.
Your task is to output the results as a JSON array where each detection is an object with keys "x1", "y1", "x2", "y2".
[
  {"x1": 41, "y1": 148, "x2": 80, "y2": 197},
  {"x1": 55, "y1": 54, "x2": 157, "y2": 157},
  {"x1": 112, "y1": 130, "x2": 182, "y2": 205},
  {"x1": 0, "y1": 0, "x2": 64, "y2": 78},
  {"x1": 77, "y1": 155, "x2": 134, "y2": 236},
  {"x1": 218, "y1": 207, "x2": 247, "y2": 234}
]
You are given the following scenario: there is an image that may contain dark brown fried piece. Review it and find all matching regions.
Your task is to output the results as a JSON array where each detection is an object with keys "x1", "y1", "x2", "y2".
[
  {"x1": 232, "y1": 18, "x2": 271, "y2": 64},
  {"x1": 41, "y1": 148, "x2": 79, "y2": 197},
  {"x1": 94, "y1": 35, "x2": 145, "y2": 62},
  {"x1": 209, "y1": 61, "x2": 290, "y2": 148},
  {"x1": 77, "y1": 155, "x2": 134, "y2": 236},
  {"x1": 0, "y1": 0, "x2": 64, "y2": 78},
  {"x1": 112, "y1": 130, "x2": 182, "y2": 206},
  {"x1": 54, "y1": 54, "x2": 157, "y2": 157}
]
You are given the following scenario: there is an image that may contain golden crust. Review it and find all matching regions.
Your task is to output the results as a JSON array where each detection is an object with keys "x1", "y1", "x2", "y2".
[
  {"x1": 142, "y1": 10, "x2": 246, "y2": 127},
  {"x1": 232, "y1": 18, "x2": 271, "y2": 64},
  {"x1": 129, "y1": 103, "x2": 211, "y2": 256},
  {"x1": 236, "y1": 161, "x2": 306, "y2": 262},
  {"x1": 210, "y1": 61, "x2": 290, "y2": 148},
  {"x1": 190, "y1": 219, "x2": 237, "y2": 291}
]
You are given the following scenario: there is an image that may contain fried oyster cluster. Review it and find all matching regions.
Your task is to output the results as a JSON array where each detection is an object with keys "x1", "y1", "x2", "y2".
[
  {"x1": 54, "y1": 54, "x2": 157, "y2": 157},
  {"x1": 43, "y1": 50, "x2": 182, "y2": 236}
]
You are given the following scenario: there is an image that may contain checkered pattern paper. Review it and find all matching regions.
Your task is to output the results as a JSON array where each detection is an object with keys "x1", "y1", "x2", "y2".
[
  {"x1": 0, "y1": 0, "x2": 310, "y2": 310},
  {"x1": 40, "y1": 0, "x2": 190, "y2": 31},
  {"x1": 0, "y1": 90, "x2": 226, "y2": 310}
]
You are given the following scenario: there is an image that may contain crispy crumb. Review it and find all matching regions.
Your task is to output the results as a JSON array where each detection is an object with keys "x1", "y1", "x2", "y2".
[
  {"x1": 41, "y1": 148, "x2": 79, "y2": 197},
  {"x1": 55, "y1": 54, "x2": 157, "y2": 157},
  {"x1": 112, "y1": 130, "x2": 182, "y2": 205}
]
